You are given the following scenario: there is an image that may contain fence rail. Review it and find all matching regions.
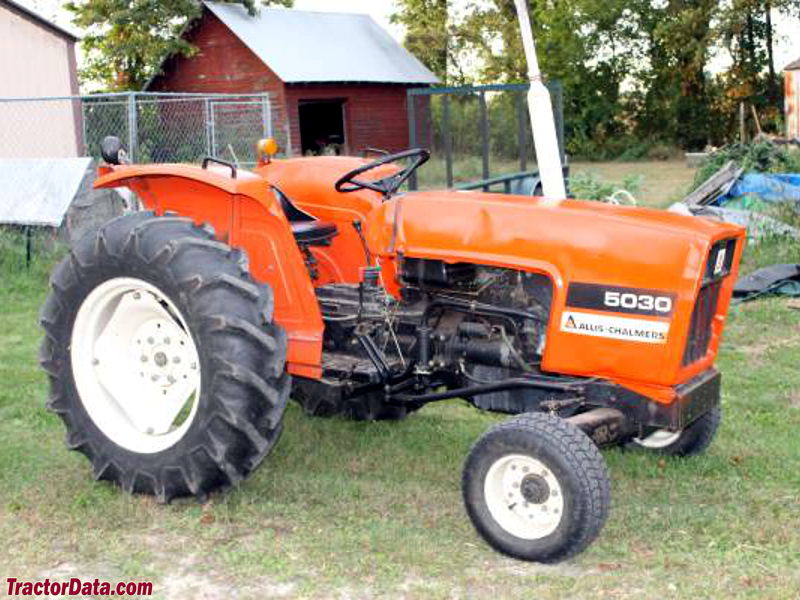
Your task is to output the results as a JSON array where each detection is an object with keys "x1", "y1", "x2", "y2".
[{"x1": 406, "y1": 82, "x2": 564, "y2": 191}]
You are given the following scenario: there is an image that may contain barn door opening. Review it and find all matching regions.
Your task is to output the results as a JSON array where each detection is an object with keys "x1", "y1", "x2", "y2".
[{"x1": 299, "y1": 99, "x2": 346, "y2": 155}]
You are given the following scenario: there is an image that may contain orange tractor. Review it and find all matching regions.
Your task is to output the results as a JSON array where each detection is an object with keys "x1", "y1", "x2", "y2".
[{"x1": 40, "y1": 138, "x2": 744, "y2": 562}]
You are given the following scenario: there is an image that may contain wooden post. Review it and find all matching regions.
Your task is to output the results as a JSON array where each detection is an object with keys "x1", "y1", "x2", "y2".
[{"x1": 739, "y1": 102, "x2": 747, "y2": 143}]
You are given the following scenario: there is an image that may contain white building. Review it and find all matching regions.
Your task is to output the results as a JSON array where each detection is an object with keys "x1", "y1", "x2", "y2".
[{"x1": 0, "y1": 0, "x2": 81, "y2": 157}]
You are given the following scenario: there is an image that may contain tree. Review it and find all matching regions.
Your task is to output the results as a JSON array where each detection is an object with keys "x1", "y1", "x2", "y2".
[
  {"x1": 390, "y1": 0, "x2": 455, "y2": 83},
  {"x1": 449, "y1": 0, "x2": 645, "y2": 156},
  {"x1": 67, "y1": 0, "x2": 293, "y2": 91}
]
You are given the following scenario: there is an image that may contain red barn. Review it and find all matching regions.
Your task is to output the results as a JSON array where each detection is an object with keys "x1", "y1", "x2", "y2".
[{"x1": 147, "y1": 1, "x2": 438, "y2": 156}]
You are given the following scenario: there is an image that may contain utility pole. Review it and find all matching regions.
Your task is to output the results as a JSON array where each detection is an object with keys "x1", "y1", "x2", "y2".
[{"x1": 513, "y1": 0, "x2": 566, "y2": 201}]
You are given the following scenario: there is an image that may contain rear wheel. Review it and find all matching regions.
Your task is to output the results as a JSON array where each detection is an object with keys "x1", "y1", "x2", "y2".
[
  {"x1": 630, "y1": 405, "x2": 721, "y2": 457},
  {"x1": 462, "y1": 412, "x2": 610, "y2": 563},
  {"x1": 39, "y1": 213, "x2": 290, "y2": 501}
]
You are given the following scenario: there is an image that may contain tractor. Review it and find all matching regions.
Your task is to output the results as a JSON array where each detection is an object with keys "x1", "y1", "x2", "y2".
[{"x1": 39, "y1": 137, "x2": 744, "y2": 563}]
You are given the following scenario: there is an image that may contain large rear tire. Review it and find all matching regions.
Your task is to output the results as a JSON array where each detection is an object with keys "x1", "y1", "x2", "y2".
[
  {"x1": 462, "y1": 412, "x2": 611, "y2": 563},
  {"x1": 39, "y1": 212, "x2": 290, "y2": 501}
]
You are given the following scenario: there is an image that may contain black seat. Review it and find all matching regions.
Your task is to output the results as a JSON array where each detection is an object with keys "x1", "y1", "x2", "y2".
[
  {"x1": 290, "y1": 220, "x2": 340, "y2": 245},
  {"x1": 273, "y1": 186, "x2": 338, "y2": 246}
]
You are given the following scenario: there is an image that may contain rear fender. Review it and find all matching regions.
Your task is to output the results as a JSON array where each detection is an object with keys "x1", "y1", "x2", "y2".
[{"x1": 95, "y1": 164, "x2": 323, "y2": 378}]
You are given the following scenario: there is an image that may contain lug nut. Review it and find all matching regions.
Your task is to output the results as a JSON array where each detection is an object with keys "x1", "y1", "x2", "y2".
[
  {"x1": 167, "y1": 375, "x2": 176, "y2": 384},
  {"x1": 141, "y1": 355, "x2": 148, "y2": 363},
  {"x1": 172, "y1": 356, "x2": 181, "y2": 364},
  {"x1": 164, "y1": 337, "x2": 171, "y2": 345},
  {"x1": 92, "y1": 358, "x2": 99, "y2": 365},
  {"x1": 147, "y1": 337, "x2": 154, "y2": 344},
  {"x1": 151, "y1": 374, "x2": 159, "y2": 382}
]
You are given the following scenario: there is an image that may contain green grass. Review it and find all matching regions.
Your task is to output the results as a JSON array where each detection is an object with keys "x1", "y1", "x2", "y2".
[
  {"x1": 2, "y1": 221, "x2": 800, "y2": 598},
  {"x1": 417, "y1": 155, "x2": 696, "y2": 207}
]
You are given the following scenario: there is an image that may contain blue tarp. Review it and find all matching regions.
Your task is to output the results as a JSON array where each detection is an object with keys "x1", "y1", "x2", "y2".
[{"x1": 714, "y1": 173, "x2": 800, "y2": 206}]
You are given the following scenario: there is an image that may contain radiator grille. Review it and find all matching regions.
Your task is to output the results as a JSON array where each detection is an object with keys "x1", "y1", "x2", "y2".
[
  {"x1": 682, "y1": 281, "x2": 721, "y2": 365},
  {"x1": 682, "y1": 238, "x2": 736, "y2": 366}
]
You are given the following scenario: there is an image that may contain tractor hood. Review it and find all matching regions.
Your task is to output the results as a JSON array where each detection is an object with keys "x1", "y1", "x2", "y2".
[
  {"x1": 368, "y1": 190, "x2": 745, "y2": 274},
  {"x1": 366, "y1": 190, "x2": 746, "y2": 390}
]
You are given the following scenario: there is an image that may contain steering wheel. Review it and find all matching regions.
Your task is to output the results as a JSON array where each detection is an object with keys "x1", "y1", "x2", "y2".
[{"x1": 335, "y1": 148, "x2": 430, "y2": 198}]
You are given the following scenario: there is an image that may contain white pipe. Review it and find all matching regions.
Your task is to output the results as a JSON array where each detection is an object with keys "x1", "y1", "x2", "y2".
[{"x1": 513, "y1": 0, "x2": 567, "y2": 201}]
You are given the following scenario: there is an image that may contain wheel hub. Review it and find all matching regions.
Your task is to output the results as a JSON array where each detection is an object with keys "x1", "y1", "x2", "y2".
[
  {"x1": 483, "y1": 454, "x2": 565, "y2": 540},
  {"x1": 132, "y1": 318, "x2": 196, "y2": 394},
  {"x1": 520, "y1": 474, "x2": 550, "y2": 504}
]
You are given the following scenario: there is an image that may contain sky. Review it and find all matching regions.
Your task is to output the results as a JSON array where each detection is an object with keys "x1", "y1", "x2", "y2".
[{"x1": 15, "y1": 0, "x2": 800, "y2": 75}]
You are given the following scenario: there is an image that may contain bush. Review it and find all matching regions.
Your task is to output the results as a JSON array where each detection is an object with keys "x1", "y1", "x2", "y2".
[
  {"x1": 692, "y1": 140, "x2": 800, "y2": 190},
  {"x1": 569, "y1": 171, "x2": 642, "y2": 202}
]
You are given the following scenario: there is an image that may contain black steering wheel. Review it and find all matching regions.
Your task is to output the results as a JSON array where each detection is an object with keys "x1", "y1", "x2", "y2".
[{"x1": 335, "y1": 148, "x2": 430, "y2": 198}]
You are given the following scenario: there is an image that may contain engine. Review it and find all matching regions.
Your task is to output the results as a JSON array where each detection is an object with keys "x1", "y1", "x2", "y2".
[{"x1": 315, "y1": 259, "x2": 553, "y2": 400}]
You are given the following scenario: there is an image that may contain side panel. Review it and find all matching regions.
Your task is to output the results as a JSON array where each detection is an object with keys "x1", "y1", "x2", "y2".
[{"x1": 95, "y1": 167, "x2": 323, "y2": 378}]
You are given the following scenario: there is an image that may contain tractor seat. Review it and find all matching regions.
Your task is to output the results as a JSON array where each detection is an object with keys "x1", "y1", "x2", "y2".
[
  {"x1": 290, "y1": 220, "x2": 339, "y2": 245},
  {"x1": 273, "y1": 186, "x2": 338, "y2": 246}
]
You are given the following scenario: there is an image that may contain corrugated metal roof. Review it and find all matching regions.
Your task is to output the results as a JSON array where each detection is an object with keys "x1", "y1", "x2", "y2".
[
  {"x1": 786, "y1": 57, "x2": 800, "y2": 71},
  {"x1": 0, "y1": 157, "x2": 92, "y2": 226},
  {"x1": 203, "y1": 1, "x2": 438, "y2": 85}
]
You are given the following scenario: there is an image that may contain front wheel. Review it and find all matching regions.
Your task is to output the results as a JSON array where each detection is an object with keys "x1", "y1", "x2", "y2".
[
  {"x1": 462, "y1": 413, "x2": 611, "y2": 563},
  {"x1": 39, "y1": 213, "x2": 290, "y2": 501},
  {"x1": 630, "y1": 405, "x2": 721, "y2": 457}
]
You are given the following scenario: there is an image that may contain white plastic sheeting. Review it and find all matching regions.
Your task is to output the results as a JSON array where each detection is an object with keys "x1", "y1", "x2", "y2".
[{"x1": 0, "y1": 157, "x2": 92, "y2": 226}]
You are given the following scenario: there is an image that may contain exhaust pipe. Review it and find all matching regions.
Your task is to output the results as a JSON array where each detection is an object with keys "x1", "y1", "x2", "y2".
[{"x1": 513, "y1": 0, "x2": 567, "y2": 203}]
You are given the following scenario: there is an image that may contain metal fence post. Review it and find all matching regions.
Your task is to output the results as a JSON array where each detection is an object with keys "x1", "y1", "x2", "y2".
[
  {"x1": 126, "y1": 93, "x2": 138, "y2": 162},
  {"x1": 263, "y1": 94, "x2": 272, "y2": 138},
  {"x1": 209, "y1": 100, "x2": 217, "y2": 157},
  {"x1": 442, "y1": 95, "x2": 453, "y2": 188},
  {"x1": 517, "y1": 91, "x2": 527, "y2": 172},
  {"x1": 25, "y1": 226, "x2": 32, "y2": 270},
  {"x1": 479, "y1": 92, "x2": 490, "y2": 190},
  {"x1": 81, "y1": 101, "x2": 88, "y2": 156},
  {"x1": 204, "y1": 98, "x2": 212, "y2": 157},
  {"x1": 407, "y1": 90, "x2": 418, "y2": 191}
]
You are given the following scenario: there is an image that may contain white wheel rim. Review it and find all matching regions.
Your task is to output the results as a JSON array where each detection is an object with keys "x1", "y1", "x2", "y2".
[
  {"x1": 634, "y1": 429, "x2": 682, "y2": 449},
  {"x1": 70, "y1": 277, "x2": 202, "y2": 454},
  {"x1": 483, "y1": 454, "x2": 564, "y2": 540}
]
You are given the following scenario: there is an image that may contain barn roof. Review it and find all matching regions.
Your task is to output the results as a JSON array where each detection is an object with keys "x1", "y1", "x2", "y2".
[
  {"x1": 1, "y1": 0, "x2": 79, "y2": 41},
  {"x1": 202, "y1": 1, "x2": 438, "y2": 85},
  {"x1": 786, "y1": 57, "x2": 800, "y2": 71}
]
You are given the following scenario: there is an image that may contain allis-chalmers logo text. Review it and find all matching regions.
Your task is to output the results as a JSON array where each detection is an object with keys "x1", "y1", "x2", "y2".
[{"x1": 561, "y1": 311, "x2": 669, "y2": 344}]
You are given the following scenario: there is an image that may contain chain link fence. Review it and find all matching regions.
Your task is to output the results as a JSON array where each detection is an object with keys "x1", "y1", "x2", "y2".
[
  {"x1": 0, "y1": 91, "x2": 285, "y2": 270},
  {"x1": 0, "y1": 91, "x2": 286, "y2": 165}
]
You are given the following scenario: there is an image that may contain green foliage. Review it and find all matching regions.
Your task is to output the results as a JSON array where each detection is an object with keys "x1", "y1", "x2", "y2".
[
  {"x1": 397, "y1": 0, "x2": 800, "y2": 158},
  {"x1": 568, "y1": 171, "x2": 642, "y2": 202},
  {"x1": 390, "y1": 0, "x2": 449, "y2": 83},
  {"x1": 67, "y1": 0, "x2": 293, "y2": 92},
  {"x1": 693, "y1": 140, "x2": 800, "y2": 188},
  {"x1": 0, "y1": 227, "x2": 66, "y2": 292}
]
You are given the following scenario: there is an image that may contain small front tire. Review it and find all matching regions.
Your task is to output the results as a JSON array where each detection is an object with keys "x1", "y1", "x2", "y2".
[{"x1": 462, "y1": 412, "x2": 611, "y2": 563}]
